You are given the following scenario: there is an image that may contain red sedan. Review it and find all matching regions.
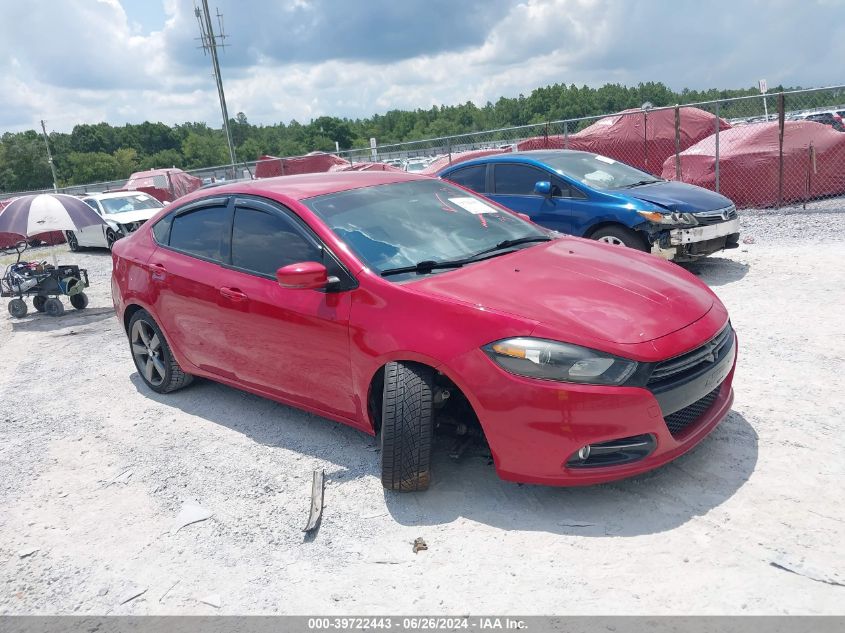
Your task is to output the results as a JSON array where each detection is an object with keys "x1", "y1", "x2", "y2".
[{"x1": 111, "y1": 172, "x2": 736, "y2": 491}]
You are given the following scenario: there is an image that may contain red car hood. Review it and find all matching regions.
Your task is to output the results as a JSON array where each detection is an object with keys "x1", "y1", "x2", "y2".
[{"x1": 409, "y1": 238, "x2": 714, "y2": 345}]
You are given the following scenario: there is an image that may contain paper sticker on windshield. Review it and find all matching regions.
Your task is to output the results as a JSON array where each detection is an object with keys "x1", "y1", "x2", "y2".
[
  {"x1": 448, "y1": 197, "x2": 498, "y2": 215},
  {"x1": 595, "y1": 155, "x2": 616, "y2": 164},
  {"x1": 585, "y1": 171, "x2": 614, "y2": 185},
  {"x1": 134, "y1": 195, "x2": 147, "y2": 201}
]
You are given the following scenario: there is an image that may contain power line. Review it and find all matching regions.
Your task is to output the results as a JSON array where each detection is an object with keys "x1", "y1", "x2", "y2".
[{"x1": 194, "y1": 0, "x2": 237, "y2": 172}]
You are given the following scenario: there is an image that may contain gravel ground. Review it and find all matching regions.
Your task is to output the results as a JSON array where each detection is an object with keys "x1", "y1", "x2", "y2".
[{"x1": 0, "y1": 211, "x2": 843, "y2": 615}]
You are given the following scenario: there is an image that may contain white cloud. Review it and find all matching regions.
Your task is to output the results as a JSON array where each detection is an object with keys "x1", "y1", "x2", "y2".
[{"x1": 0, "y1": 0, "x2": 842, "y2": 134}]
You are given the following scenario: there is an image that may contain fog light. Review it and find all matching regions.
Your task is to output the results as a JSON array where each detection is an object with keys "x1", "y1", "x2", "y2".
[{"x1": 567, "y1": 434, "x2": 657, "y2": 469}]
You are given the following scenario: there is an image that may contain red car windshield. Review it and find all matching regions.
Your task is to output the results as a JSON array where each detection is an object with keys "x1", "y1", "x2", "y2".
[{"x1": 303, "y1": 179, "x2": 547, "y2": 277}]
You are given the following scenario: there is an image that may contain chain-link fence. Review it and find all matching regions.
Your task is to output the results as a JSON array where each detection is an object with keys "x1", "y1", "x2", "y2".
[
  {"x1": 3, "y1": 85, "x2": 844, "y2": 211},
  {"x1": 337, "y1": 85, "x2": 845, "y2": 211}
]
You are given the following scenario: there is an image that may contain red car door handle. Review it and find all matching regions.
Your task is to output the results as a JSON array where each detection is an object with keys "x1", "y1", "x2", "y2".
[
  {"x1": 219, "y1": 287, "x2": 248, "y2": 302},
  {"x1": 149, "y1": 263, "x2": 166, "y2": 281}
]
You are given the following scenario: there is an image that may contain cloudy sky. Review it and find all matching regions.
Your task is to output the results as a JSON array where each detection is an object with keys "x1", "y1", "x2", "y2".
[{"x1": 1, "y1": 0, "x2": 843, "y2": 133}]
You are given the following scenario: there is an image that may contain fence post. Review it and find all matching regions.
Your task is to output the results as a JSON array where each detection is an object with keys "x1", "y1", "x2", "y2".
[
  {"x1": 777, "y1": 93, "x2": 785, "y2": 209},
  {"x1": 805, "y1": 143, "x2": 816, "y2": 210},
  {"x1": 674, "y1": 105, "x2": 681, "y2": 181},
  {"x1": 714, "y1": 101, "x2": 720, "y2": 193},
  {"x1": 563, "y1": 121, "x2": 569, "y2": 149}
]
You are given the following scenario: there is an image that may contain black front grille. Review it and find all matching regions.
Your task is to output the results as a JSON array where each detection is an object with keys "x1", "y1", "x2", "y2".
[
  {"x1": 648, "y1": 323, "x2": 733, "y2": 389},
  {"x1": 663, "y1": 387, "x2": 720, "y2": 436}
]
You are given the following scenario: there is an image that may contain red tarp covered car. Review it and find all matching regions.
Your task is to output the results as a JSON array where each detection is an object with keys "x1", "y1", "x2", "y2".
[
  {"x1": 254, "y1": 152, "x2": 348, "y2": 179},
  {"x1": 516, "y1": 107, "x2": 731, "y2": 175},
  {"x1": 662, "y1": 121, "x2": 845, "y2": 208},
  {"x1": 121, "y1": 168, "x2": 202, "y2": 203},
  {"x1": 421, "y1": 148, "x2": 511, "y2": 176},
  {"x1": 328, "y1": 161, "x2": 404, "y2": 172}
]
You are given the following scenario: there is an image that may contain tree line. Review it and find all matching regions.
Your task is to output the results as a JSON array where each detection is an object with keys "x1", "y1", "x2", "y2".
[{"x1": 1, "y1": 80, "x2": 837, "y2": 193}]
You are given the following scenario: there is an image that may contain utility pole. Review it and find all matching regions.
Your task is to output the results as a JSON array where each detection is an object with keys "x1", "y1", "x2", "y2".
[
  {"x1": 195, "y1": 0, "x2": 237, "y2": 174},
  {"x1": 40, "y1": 120, "x2": 59, "y2": 193}
]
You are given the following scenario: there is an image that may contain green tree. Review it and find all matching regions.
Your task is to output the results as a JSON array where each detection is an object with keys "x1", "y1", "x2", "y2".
[
  {"x1": 182, "y1": 132, "x2": 228, "y2": 168},
  {"x1": 308, "y1": 116, "x2": 354, "y2": 149},
  {"x1": 66, "y1": 151, "x2": 120, "y2": 184},
  {"x1": 229, "y1": 112, "x2": 251, "y2": 147},
  {"x1": 113, "y1": 147, "x2": 139, "y2": 178},
  {"x1": 0, "y1": 131, "x2": 54, "y2": 192},
  {"x1": 237, "y1": 138, "x2": 264, "y2": 162},
  {"x1": 139, "y1": 149, "x2": 183, "y2": 170}
]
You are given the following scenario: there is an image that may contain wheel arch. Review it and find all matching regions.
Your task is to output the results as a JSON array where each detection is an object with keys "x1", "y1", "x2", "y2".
[
  {"x1": 364, "y1": 357, "x2": 486, "y2": 441},
  {"x1": 118, "y1": 301, "x2": 198, "y2": 382},
  {"x1": 122, "y1": 302, "x2": 145, "y2": 335},
  {"x1": 586, "y1": 219, "x2": 648, "y2": 238}
]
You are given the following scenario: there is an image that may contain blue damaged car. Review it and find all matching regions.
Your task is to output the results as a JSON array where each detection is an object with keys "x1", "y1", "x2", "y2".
[{"x1": 439, "y1": 150, "x2": 740, "y2": 262}]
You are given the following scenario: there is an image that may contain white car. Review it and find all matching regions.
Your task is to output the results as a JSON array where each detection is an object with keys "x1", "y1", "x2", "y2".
[
  {"x1": 403, "y1": 158, "x2": 432, "y2": 172},
  {"x1": 67, "y1": 192, "x2": 165, "y2": 251}
]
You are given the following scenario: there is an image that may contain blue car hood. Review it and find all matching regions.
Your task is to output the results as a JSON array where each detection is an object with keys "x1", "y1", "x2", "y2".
[{"x1": 615, "y1": 181, "x2": 733, "y2": 213}]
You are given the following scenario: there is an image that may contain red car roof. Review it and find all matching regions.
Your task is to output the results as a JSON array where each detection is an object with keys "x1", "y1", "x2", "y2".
[{"x1": 187, "y1": 171, "x2": 429, "y2": 203}]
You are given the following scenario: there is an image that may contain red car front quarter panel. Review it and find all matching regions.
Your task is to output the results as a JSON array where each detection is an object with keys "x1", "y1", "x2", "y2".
[{"x1": 442, "y1": 329, "x2": 737, "y2": 486}]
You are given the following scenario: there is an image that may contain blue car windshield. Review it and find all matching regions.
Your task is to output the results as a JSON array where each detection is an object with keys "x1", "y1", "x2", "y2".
[
  {"x1": 303, "y1": 179, "x2": 547, "y2": 277},
  {"x1": 541, "y1": 153, "x2": 663, "y2": 190}
]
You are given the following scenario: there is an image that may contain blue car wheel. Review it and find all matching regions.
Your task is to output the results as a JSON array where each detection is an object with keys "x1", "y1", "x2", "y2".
[{"x1": 590, "y1": 225, "x2": 648, "y2": 251}]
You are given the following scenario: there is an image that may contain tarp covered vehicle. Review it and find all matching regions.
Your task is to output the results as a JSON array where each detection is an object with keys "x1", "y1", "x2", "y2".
[
  {"x1": 254, "y1": 152, "x2": 348, "y2": 179},
  {"x1": 517, "y1": 107, "x2": 732, "y2": 176},
  {"x1": 328, "y1": 161, "x2": 404, "y2": 172},
  {"x1": 121, "y1": 168, "x2": 202, "y2": 203},
  {"x1": 662, "y1": 121, "x2": 845, "y2": 208},
  {"x1": 420, "y1": 149, "x2": 511, "y2": 176}
]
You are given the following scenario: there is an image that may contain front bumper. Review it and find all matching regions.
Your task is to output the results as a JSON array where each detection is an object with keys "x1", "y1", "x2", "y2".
[
  {"x1": 651, "y1": 218, "x2": 741, "y2": 261},
  {"x1": 669, "y1": 218, "x2": 740, "y2": 246},
  {"x1": 446, "y1": 327, "x2": 737, "y2": 486}
]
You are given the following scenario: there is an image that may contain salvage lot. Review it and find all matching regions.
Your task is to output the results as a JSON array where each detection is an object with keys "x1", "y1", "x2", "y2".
[{"x1": 1, "y1": 208, "x2": 843, "y2": 614}]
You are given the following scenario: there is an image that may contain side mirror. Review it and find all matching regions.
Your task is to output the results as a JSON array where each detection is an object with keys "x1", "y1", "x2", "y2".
[
  {"x1": 276, "y1": 261, "x2": 329, "y2": 290},
  {"x1": 534, "y1": 181, "x2": 552, "y2": 195},
  {"x1": 515, "y1": 212, "x2": 532, "y2": 222}
]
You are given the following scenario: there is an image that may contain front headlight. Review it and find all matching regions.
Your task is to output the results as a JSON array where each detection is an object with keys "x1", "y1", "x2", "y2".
[
  {"x1": 482, "y1": 337, "x2": 638, "y2": 385},
  {"x1": 637, "y1": 210, "x2": 698, "y2": 226}
]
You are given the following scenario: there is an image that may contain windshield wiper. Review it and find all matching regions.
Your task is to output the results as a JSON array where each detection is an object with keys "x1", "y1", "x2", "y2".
[
  {"x1": 469, "y1": 235, "x2": 552, "y2": 258},
  {"x1": 380, "y1": 236, "x2": 552, "y2": 278},
  {"x1": 622, "y1": 179, "x2": 663, "y2": 188},
  {"x1": 381, "y1": 259, "x2": 469, "y2": 277}
]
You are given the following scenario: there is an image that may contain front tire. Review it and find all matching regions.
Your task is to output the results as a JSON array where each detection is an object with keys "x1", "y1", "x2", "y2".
[
  {"x1": 380, "y1": 361, "x2": 435, "y2": 492},
  {"x1": 128, "y1": 309, "x2": 193, "y2": 393},
  {"x1": 106, "y1": 229, "x2": 120, "y2": 251},
  {"x1": 8, "y1": 298, "x2": 27, "y2": 318},
  {"x1": 70, "y1": 292, "x2": 89, "y2": 310},
  {"x1": 33, "y1": 296, "x2": 47, "y2": 312},
  {"x1": 44, "y1": 298, "x2": 64, "y2": 317},
  {"x1": 66, "y1": 231, "x2": 80, "y2": 252},
  {"x1": 591, "y1": 225, "x2": 649, "y2": 252}
]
